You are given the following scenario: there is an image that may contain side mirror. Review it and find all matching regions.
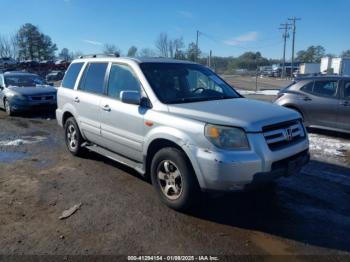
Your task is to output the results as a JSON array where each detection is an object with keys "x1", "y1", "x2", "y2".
[{"x1": 120, "y1": 91, "x2": 141, "y2": 105}]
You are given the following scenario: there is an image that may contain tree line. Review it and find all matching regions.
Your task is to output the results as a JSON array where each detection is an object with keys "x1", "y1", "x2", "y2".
[{"x1": 1, "y1": 24, "x2": 349, "y2": 74}]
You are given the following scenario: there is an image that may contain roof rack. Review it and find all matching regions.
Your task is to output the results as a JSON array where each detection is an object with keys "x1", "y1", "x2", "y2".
[{"x1": 78, "y1": 53, "x2": 120, "y2": 59}]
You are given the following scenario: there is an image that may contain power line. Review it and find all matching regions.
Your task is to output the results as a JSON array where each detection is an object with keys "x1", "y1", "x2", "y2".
[{"x1": 288, "y1": 17, "x2": 301, "y2": 74}]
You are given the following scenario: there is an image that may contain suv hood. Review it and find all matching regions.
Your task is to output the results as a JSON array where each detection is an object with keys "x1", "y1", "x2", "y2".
[
  {"x1": 167, "y1": 98, "x2": 300, "y2": 132},
  {"x1": 8, "y1": 86, "x2": 57, "y2": 95}
]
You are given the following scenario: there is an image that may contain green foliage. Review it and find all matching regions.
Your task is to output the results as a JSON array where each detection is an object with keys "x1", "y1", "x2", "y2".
[
  {"x1": 16, "y1": 23, "x2": 57, "y2": 60},
  {"x1": 186, "y1": 42, "x2": 201, "y2": 62},
  {"x1": 341, "y1": 50, "x2": 350, "y2": 58},
  {"x1": 127, "y1": 46, "x2": 138, "y2": 57},
  {"x1": 228, "y1": 52, "x2": 269, "y2": 71},
  {"x1": 296, "y1": 45, "x2": 325, "y2": 63}
]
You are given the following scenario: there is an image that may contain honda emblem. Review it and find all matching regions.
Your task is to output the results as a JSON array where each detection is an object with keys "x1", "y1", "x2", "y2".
[{"x1": 283, "y1": 127, "x2": 293, "y2": 141}]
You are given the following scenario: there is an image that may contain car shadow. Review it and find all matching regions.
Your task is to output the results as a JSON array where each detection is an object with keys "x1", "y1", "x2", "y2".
[
  {"x1": 0, "y1": 108, "x2": 56, "y2": 120},
  {"x1": 186, "y1": 159, "x2": 350, "y2": 252},
  {"x1": 74, "y1": 146, "x2": 350, "y2": 252},
  {"x1": 307, "y1": 127, "x2": 350, "y2": 139}
]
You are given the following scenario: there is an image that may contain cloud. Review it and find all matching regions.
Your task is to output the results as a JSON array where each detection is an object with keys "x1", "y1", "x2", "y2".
[
  {"x1": 83, "y1": 39, "x2": 103, "y2": 46},
  {"x1": 178, "y1": 10, "x2": 193, "y2": 19},
  {"x1": 224, "y1": 32, "x2": 258, "y2": 46}
]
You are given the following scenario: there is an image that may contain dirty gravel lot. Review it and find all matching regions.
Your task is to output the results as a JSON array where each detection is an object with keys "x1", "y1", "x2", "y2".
[{"x1": 1, "y1": 78, "x2": 350, "y2": 258}]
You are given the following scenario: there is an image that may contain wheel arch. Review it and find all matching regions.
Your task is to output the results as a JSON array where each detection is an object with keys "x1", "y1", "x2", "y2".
[{"x1": 144, "y1": 137, "x2": 203, "y2": 188}]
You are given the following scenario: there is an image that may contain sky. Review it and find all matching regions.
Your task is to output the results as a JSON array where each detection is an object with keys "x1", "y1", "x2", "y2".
[{"x1": 0, "y1": 0, "x2": 349, "y2": 59}]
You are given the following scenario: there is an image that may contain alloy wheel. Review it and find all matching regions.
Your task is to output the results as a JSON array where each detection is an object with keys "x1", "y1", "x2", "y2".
[{"x1": 157, "y1": 160, "x2": 183, "y2": 200}]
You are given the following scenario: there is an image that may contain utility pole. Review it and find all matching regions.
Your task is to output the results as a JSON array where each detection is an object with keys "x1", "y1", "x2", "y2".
[
  {"x1": 208, "y1": 50, "x2": 212, "y2": 68},
  {"x1": 279, "y1": 23, "x2": 291, "y2": 78},
  {"x1": 288, "y1": 17, "x2": 301, "y2": 76},
  {"x1": 196, "y1": 30, "x2": 200, "y2": 62}
]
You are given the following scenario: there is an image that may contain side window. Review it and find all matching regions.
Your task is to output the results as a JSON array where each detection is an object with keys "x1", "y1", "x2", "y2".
[
  {"x1": 61, "y1": 62, "x2": 84, "y2": 89},
  {"x1": 79, "y1": 63, "x2": 108, "y2": 94},
  {"x1": 107, "y1": 64, "x2": 141, "y2": 99},
  {"x1": 313, "y1": 80, "x2": 338, "y2": 97},
  {"x1": 344, "y1": 81, "x2": 350, "y2": 99},
  {"x1": 300, "y1": 81, "x2": 314, "y2": 93}
]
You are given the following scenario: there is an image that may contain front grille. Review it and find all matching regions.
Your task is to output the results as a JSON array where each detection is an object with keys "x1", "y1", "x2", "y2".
[
  {"x1": 263, "y1": 119, "x2": 305, "y2": 150},
  {"x1": 29, "y1": 95, "x2": 55, "y2": 101}
]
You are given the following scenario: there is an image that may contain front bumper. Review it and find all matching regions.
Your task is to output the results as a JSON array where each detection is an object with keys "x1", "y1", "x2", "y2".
[
  {"x1": 188, "y1": 132, "x2": 309, "y2": 192},
  {"x1": 10, "y1": 100, "x2": 57, "y2": 112}
]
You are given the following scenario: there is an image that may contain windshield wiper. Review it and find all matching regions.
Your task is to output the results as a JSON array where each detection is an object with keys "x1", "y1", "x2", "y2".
[{"x1": 167, "y1": 95, "x2": 237, "y2": 104}]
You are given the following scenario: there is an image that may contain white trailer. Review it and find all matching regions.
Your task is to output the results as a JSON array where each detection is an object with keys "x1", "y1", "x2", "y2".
[
  {"x1": 320, "y1": 57, "x2": 332, "y2": 74},
  {"x1": 299, "y1": 63, "x2": 320, "y2": 75},
  {"x1": 331, "y1": 57, "x2": 350, "y2": 75}
]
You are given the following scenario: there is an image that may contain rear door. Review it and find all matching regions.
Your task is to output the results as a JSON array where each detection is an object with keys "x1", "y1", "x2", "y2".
[
  {"x1": 299, "y1": 79, "x2": 340, "y2": 128},
  {"x1": 99, "y1": 63, "x2": 145, "y2": 162},
  {"x1": 338, "y1": 80, "x2": 350, "y2": 131},
  {"x1": 75, "y1": 62, "x2": 108, "y2": 144},
  {"x1": 0, "y1": 74, "x2": 5, "y2": 108}
]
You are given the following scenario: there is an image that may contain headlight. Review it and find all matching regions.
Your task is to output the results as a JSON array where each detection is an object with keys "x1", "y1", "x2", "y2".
[
  {"x1": 204, "y1": 124, "x2": 249, "y2": 150},
  {"x1": 10, "y1": 94, "x2": 27, "y2": 101}
]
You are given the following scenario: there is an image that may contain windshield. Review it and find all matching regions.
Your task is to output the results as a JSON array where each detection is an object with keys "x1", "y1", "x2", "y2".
[
  {"x1": 140, "y1": 63, "x2": 240, "y2": 104},
  {"x1": 4, "y1": 74, "x2": 46, "y2": 87}
]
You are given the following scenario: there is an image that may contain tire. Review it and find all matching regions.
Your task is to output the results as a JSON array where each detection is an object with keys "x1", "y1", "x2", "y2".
[
  {"x1": 151, "y1": 147, "x2": 200, "y2": 211},
  {"x1": 4, "y1": 98, "x2": 13, "y2": 116},
  {"x1": 64, "y1": 117, "x2": 85, "y2": 156}
]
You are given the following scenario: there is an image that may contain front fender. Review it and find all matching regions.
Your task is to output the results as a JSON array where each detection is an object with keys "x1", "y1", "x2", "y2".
[{"x1": 143, "y1": 125, "x2": 207, "y2": 188}]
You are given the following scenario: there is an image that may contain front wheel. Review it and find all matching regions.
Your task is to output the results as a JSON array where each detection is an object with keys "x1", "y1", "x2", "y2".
[
  {"x1": 64, "y1": 117, "x2": 85, "y2": 156},
  {"x1": 4, "y1": 99, "x2": 13, "y2": 116},
  {"x1": 151, "y1": 147, "x2": 200, "y2": 211}
]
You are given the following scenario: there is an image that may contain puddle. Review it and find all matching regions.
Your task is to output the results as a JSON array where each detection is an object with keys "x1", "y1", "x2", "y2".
[
  {"x1": 0, "y1": 151, "x2": 27, "y2": 163},
  {"x1": 0, "y1": 136, "x2": 47, "y2": 146}
]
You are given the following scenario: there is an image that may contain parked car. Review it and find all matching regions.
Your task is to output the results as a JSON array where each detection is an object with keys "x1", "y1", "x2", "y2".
[
  {"x1": 275, "y1": 76, "x2": 350, "y2": 133},
  {"x1": 46, "y1": 70, "x2": 64, "y2": 82},
  {"x1": 0, "y1": 71, "x2": 57, "y2": 116},
  {"x1": 56, "y1": 57, "x2": 309, "y2": 211},
  {"x1": 0, "y1": 57, "x2": 17, "y2": 69}
]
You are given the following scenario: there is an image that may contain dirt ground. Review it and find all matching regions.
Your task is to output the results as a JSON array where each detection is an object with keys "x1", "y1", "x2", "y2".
[{"x1": 1, "y1": 76, "x2": 350, "y2": 259}]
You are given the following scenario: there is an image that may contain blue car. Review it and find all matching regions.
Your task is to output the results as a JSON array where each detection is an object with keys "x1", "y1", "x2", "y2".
[{"x1": 0, "y1": 71, "x2": 57, "y2": 116}]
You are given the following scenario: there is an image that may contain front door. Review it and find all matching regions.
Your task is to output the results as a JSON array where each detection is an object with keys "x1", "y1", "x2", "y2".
[
  {"x1": 99, "y1": 63, "x2": 145, "y2": 162},
  {"x1": 300, "y1": 79, "x2": 340, "y2": 129}
]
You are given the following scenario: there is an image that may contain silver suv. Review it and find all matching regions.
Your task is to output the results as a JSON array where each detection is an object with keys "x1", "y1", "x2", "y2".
[{"x1": 56, "y1": 56, "x2": 309, "y2": 210}]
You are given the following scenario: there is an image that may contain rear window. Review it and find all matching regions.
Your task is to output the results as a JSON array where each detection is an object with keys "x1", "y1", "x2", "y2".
[
  {"x1": 61, "y1": 62, "x2": 84, "y2": 89},
  {"x1": 79, "y1": 63, "x2": 108, "y2": 94}
]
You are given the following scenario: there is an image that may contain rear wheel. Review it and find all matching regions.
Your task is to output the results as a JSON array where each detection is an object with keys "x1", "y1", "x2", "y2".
[
  {"x1": 64, "y1": 117, "x2": 85, "y2": 156},
  {"x1": 151, "y1": 147, "x2": 200, "y2": 211}
]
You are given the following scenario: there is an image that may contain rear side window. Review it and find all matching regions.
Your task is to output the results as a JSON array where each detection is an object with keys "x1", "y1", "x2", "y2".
[
  {"x1": 79, "y1": 63, "x2": 108, "y2": 94},
  {"x1": 61, "y1": 62, "x2": 83, "y2": 89},
  {"x1": 313, "y1": 80, "x2": 338, "y2": 97},
  {"x1": 300, "y1": 81, "x2": 314, "y2": 93}
]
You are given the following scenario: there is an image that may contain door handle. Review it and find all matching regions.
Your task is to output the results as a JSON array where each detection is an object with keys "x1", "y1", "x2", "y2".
[
  {"x1": 102, "y1": 104, "x2": 111, "y2": 111},
  {"x1": 74, "y1": 97, "x2": 80, "y2": 103},
  {"x1": 340, "y1": 101, "x2": 350, "y2": 106},
  {"x1": 303, "y1": 96, "x2": 312, "y2": 101}
]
